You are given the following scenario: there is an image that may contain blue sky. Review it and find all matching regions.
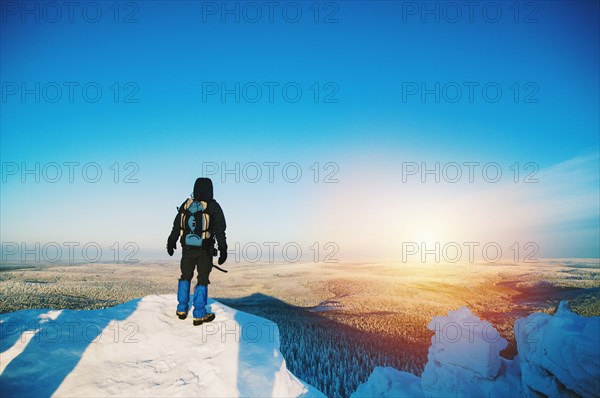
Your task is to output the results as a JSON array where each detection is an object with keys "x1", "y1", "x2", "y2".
[{"x1": 1, "y1": 1, "x2": 598, "y2": 262}]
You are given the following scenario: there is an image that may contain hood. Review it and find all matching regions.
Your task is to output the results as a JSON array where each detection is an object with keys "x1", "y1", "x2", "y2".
[{"x1": 193, "y1": 177, "x2": 214, "y2": 200}]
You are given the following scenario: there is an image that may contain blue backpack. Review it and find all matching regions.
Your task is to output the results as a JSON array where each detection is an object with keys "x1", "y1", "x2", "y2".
[{"x1": 180, "y1": 198, "x2": 210, "y2": 248}]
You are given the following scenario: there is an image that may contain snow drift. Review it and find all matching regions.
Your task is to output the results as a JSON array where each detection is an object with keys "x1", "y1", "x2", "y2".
[
  {"x1": 0, "y1": 295, "x2": 324, "y2": 397},
  {"x1": 352, "y1": 301, "x2": 599, "y2": 398}
]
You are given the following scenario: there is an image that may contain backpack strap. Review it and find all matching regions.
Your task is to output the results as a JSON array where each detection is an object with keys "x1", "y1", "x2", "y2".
[{"x1": 179, "y1": 198, "x2": 194, "y2": 236}]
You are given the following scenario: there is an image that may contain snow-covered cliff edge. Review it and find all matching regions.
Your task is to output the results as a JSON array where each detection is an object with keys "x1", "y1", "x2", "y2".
[{"x1": 0, "y1": 295, "x2": 324, "y2": 397}]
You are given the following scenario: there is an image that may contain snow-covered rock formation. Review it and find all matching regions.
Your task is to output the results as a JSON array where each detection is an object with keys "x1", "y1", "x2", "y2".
[
  {"x1": 353, "y1": 301, "x2": 599, "y2": 398},
  {"x1": 516, "y1": 301, "x2": 599, "y2": 398}
]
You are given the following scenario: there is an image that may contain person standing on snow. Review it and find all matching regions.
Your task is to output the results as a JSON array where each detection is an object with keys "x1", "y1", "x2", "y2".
[{"x1": 167, "y1": 177, "x2": 227, "y2": 326}]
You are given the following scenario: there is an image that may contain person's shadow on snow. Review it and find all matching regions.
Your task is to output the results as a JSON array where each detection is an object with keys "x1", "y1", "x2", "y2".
[{"x1": 0, "y1": 299, "x2": 141, "y2": 397}]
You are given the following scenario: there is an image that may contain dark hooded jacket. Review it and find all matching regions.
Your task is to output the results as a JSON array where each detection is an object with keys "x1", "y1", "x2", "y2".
[{"x1": 168, "y1": 178, "x2": 227, "y2": 250}]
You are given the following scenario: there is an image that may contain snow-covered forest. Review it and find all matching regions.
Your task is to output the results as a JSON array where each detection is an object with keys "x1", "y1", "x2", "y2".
[{"x1": 220, "y1": 294, "x2": 427, "y2": 398}]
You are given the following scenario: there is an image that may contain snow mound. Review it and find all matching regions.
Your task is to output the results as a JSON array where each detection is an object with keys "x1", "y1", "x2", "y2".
[
  {"x1": 516, "y1": 301, "x2": 600, "y2": 398},
  {"x1": 420, "y1": 306, "x2": 522, "y2": 397},
  {"x1": 353, "y1": 301, "x2": 599, "y2": 398},
  {"x1": 0, "y1": 295, "x2": 324, "y2": 397},
  {"x1": 351, "y1": 366, "x2": 423, "y2": 398},
  {"x1": 426, "y1": 306, "x2": 508, "y2": 379}
]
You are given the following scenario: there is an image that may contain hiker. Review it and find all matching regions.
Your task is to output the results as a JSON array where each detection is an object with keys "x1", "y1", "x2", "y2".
[{"x1": 167, "y1": 177, "x2": 227, "y2": 326}]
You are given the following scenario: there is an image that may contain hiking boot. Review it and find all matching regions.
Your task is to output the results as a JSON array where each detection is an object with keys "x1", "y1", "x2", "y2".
[
  {"x1": 176, "y1": 311, "x2": 188, "y2": 320},
  {"x1": 193, "y1": 313, "x2": 215, "y2": 326}
]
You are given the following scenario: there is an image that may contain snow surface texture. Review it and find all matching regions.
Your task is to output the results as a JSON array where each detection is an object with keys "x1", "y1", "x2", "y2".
[
  {"x1": 352, "y1": 301, "x2": 600, "y2": 398},
  {"x1": 0, "y1": 295, "x2": 324, "y2": 397}
]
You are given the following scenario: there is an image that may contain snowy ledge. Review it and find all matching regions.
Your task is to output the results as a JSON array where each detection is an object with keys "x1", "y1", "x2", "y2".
[{"x1": 0, "y1": 294, "x2": 324, "y2": 397}]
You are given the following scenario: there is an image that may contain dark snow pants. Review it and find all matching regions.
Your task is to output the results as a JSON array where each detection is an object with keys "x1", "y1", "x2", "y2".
[{"x1": 180, "y1": 247, "x2": 213, "y2": 286}]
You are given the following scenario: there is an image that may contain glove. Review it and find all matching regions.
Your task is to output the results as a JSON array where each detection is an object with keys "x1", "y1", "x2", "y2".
[
  {"x1": 167, "y1": 239, "x2": 177, "y2": 256},
  {"x1": 218, "y1": 247, "x2": 227, "y2": 265}
]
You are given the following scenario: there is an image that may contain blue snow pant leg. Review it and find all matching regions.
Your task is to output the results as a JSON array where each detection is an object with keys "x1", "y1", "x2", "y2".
[
  {"x1": 177, "y1": 279, "x2": 191, "y2": 313},
  {"x1": 192, "y1": 284, "x2": 208, "y2": 319}
]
